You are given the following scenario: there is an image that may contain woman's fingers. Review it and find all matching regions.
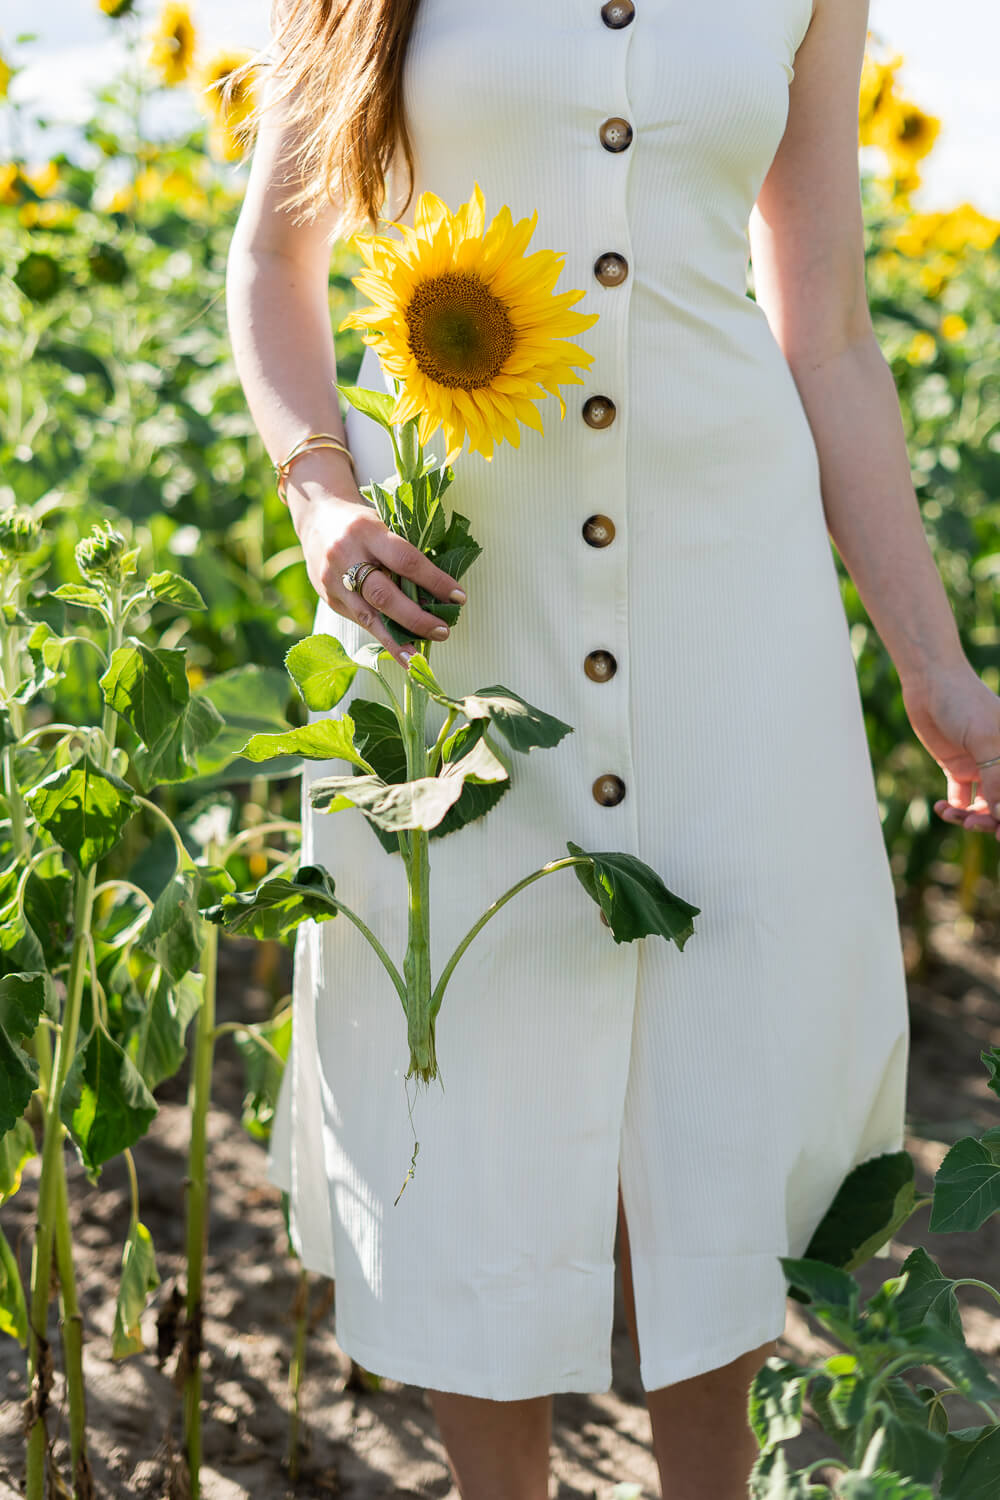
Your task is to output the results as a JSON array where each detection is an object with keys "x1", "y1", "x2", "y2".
[
  {"x1": 354, "y1": 565, "x2": 452, "y2": 643},
  {"x1": 370, "y1": 529, "x2": 468, "y2": 607}
]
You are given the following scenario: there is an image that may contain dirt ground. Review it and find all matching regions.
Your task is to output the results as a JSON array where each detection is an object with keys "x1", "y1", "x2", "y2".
[{"x1": 2, "y1": 885, "x2": 1000, "y2": 1499}]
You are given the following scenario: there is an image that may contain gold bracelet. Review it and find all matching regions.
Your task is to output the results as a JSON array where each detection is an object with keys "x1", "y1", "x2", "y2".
[{"x1": 275, "y1": 432, "x2": 357, "y2": 503}]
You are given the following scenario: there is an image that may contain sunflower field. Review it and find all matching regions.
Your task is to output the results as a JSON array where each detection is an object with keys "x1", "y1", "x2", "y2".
[{"x1": 2, "y1": 6, "x2": 1000, "y2": 1499}]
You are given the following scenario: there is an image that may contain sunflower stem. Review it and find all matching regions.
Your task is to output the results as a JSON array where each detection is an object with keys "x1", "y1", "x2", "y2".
[{"x1": 396, "y1": 417, "x2": 421, "y2": 483}]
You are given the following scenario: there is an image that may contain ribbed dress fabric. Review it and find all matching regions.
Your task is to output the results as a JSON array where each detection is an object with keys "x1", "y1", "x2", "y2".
[{"x1": 266, "y1": 0, "x2": 911, "y2": 1399}]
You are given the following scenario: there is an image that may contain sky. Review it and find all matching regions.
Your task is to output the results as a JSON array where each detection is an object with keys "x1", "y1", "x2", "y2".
[{"x1": 2, "y1": 0, "x2": 998, "y2": 213}]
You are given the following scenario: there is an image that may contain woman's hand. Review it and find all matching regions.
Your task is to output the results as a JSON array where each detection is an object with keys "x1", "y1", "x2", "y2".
[
  {"x1": 287, "y1": 461, "x2": 468, "y2": 671},
  {"x1": 900, "y1": 662, "x2": 1000, "y2": 838}
]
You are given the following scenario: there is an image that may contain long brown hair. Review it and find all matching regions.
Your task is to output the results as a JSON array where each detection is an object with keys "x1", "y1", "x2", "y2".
[{"x1": 224, "y1": 0, "x2": 423, "y2": 241}]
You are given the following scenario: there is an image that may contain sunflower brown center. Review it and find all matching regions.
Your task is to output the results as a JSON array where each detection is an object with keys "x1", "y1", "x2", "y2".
[{"x1": 405, "y1": 272, "x2": 515, "y2": 389}]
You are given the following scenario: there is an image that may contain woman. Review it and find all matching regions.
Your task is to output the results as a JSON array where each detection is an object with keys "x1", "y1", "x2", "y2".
[{"x1": 226, "y1": 1, "x2": 1000, "y2": 1495}]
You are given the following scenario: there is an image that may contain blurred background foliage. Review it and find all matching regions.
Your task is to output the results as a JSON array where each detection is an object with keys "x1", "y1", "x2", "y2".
[{"x1": 1, "y1": 5, "x2": 999, "y2": 968}]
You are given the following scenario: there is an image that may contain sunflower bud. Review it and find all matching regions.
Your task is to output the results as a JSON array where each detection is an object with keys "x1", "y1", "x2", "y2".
[
  {"x1": 0, "y1": 508, "x2": 42, "y2": 558},
  {"x1": 87, "y1": 243, "x2": 128, "y2": 285},
  {"x1": 13, "y1": 250, "x2": 62, "y2": 303},
  {"x1": 75, "y1": 522, "x2": 136, "y2": 585}
]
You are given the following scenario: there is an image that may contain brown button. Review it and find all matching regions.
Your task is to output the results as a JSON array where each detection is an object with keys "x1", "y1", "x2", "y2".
[
  {"x1": 582, "y1": 395, "x2": 616, "y2": 429},
  {"x1": 584, "y1": 650, "x2": 618, "y2": 682},
  {"x1": 592, "y1": 773, "x2": 626, "y2": 806},
  {"x1": 599, "y1": 117, "x2": 633, "y2": 152},
  {"x1": 594, "y1": 252, "x2": 629, "y2": 287},
  {"x1": 601, "y1": 1, "x2": 635, "y2": 27},
  {"x1": 582, "y1": 514, "x2": 616, "y2": 547}
]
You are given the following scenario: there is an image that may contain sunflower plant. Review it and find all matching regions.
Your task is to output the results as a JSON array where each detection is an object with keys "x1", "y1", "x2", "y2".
[{"x1": 208, "y1": 183, "x2": 700, "y2": 1098}]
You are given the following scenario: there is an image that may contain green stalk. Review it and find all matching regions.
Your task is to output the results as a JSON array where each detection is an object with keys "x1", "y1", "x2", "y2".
[
  {"x1": 25, "y1": 583, "x2": 123, "y2": 1500},
  {"x1": 25, "y1": 866, "x2": 95, "y2": 1500},
  {"x1": 401, "y1": 668, "x2": 435, "y2": 1081},
  {"x1": 286, "y1": 1268, "x2": 310, "y2": 1481},
  {"x1": 431, "y1": 856, "x2": 592, "y2": 1018},
  {"x1": 0, "y1": 576, "x2": 29, "y2": 854},
  {"x1": 53, "y1": 1141, "x2": 90, "y2": 1496},
  {"x1": 181, "y1": 890, "x2": 219, "y2": 1498}
]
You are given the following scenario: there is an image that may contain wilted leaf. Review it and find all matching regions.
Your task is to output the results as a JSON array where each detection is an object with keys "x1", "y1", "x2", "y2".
[
  {"x1": 204, "y1": 865, "x2": 341, "y2": 941},
  {"x1": 0, "y1": 1227, "x2": 27, "y2": 1346},
  {"x1": 111, "y1": 1220, "x2": 160, "y2": 1359},
  {"x1": 566, "y1": 841, "x2": 700, "y2": 949},
  {"x1": 0, "y1": 1117, "x2": 37, "y2": 1205}
]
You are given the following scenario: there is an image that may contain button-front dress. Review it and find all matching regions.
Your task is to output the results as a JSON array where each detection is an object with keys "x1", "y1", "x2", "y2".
[{"x1": 266, "y1": 0, "x2": 911, "y2": 1399}]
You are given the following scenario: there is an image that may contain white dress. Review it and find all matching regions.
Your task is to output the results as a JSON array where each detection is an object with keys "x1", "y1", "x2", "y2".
[{"x1": 266, "y1": 0, "x2": 911, "y2": 1399}]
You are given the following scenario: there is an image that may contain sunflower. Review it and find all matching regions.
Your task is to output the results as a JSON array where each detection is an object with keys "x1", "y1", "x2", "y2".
[
  {"x1": 200, "y1": 50, "x2": 256, "y2": 162},
  {"x1": 872, "y1": 98, "x2": 940, "y2": 173},
  {"x1": 858, "y1": 49, "x2": 902, "y2": 146},
  {"x1": 98, "y1": 0, "x2": 136, "y2": 16},
  {"x1": 0, "y1": 53, "x2": 12, "y2": 100},
  {"x1": 339, "y1": 182, "x2": 600, "y2": 465},
  {"x1": 150, "y1": 2, "x2": 197, "y2": 88}
]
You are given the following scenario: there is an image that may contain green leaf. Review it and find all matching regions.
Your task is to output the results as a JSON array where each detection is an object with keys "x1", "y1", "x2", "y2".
[
  {"x1": 111, "y1": 1219, "x2": 160, "y2": 1359},
  {"x1": 350, "y1": 703, "x2": 511, "y2": 846},
  {"x1": 0, "y1": 972, "x2": 47, "y2": 1041},
  {"x1": 336, "y1": 381, "x2": 398, "y2": 429},
  {"x1": 189, "y1": 665, "x2": 292, "y2": 782},
  {"x1": 12, "y1": 622, "x2": 68, "y2": 706},
  {"x1": 25, "y1": 755, "x2": 137, "y2": 873},
  {"x1": 145, "y1": 571, "x2": 207, "y2": 610},
  {"x1": 310, "y1": 769, "x2": 467, "y2": 830},
  {"x1": 240, "y1": 715, "x2": 374, "y2": 771},
  {"x1": 875, "y1": 1413, "x2": 947, "y2": 1484},
  {"x1": 59, "y1": 1026, "x2": 158, "y2": 1178},
  {"x1": 941, "y1": 1426, "x2": 1000, "y2": 1500},
  {"x1": 351, "y1": 699, "x2": 408, "y2": 783},
  {"x1": 285, "y1": 634, "x2": 358, "y2": 711},
  {"x1": 101, "y1": 642, "x2": 224, "y2": 787},
  {"x1": 134, "y1": 693, "x2": 224, "y2": 788},
  {"x1": 748, "y1": 1357, "x2": 808, "y2": 1451},
  {"x1": 982, "y1": 1047, "x2": 1000, "y2": 1102},
  {"x1": 0, "y1": 1026, "x2": 39, "y2": 1136},
  {"x1": 204, "y1": 865, "x2": 341, "y2": 941},
  {"x1": 565, "y1": 842, "x2": 701, "y2": 950},
  {"x1": 51, "y1": 583, "x2": 106, "y2": 612},
  {"x1": 894, "y1": 1247, "x2": 963, "y2": 1340},
  {"x1": 434, "y1": 723, "x2": 512, "y2": 837},
  {"x1": 899, "y1": 1321, "x2": 1000, "y2": 1404},
  {"x1": 838, "y1": 1476, "x2": 934, "y2": 1500},
  {"x1": 132, "y1": 972, "x2": 204, "y2": 1093},
  {"x1": 406, "y1": 656, "x2": 573, "y2": 753},
  {"x1": 352, "y1": 641, "x2": 393, "y2": 674},
  {"x1": 804, "y1": 1152, "x2": 917, "y2": 1270},
  {"x1": 779, "y1": 1256, "x2": 861, "y2": 1315},
  {"x1": 0, "y1": 1117, "x2": 37, "y2": 1205},
  {"x1": 0, "y1": 1226, "x2": 28, "y2": 1346},
  {"x1": 929, "y1": 1134, "x2": 1000, "y2": 1233},
  {"x1": 138, "y1": 867, "x2": 201, "y2": 983},
  {"x1": 749, "y1": 1447, "x2": 827, "y2": 1499}
]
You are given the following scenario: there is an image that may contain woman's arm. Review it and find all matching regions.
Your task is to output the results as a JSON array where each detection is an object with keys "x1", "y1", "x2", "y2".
[
  {"x1": 226, "y1": 64, "x2": 467, "y2": 669},
  {"x1": 747, "y1": 0, "x2": 1000, "y2": 833}
]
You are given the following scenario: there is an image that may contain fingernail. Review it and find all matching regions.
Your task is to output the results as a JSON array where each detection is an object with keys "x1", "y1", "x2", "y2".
[
  {"x1": 431, "y1": 624, "x2": 449, "y2": 640},
  {"x1": 399, "y1": 650, "x2": 414, "y2": 669},
  {"x1": 449, "y1": 588, "x2": 467, "y2": 604},
  {"x1": 993, "y1": 801, "x2": 1000, "y2": 819}
]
